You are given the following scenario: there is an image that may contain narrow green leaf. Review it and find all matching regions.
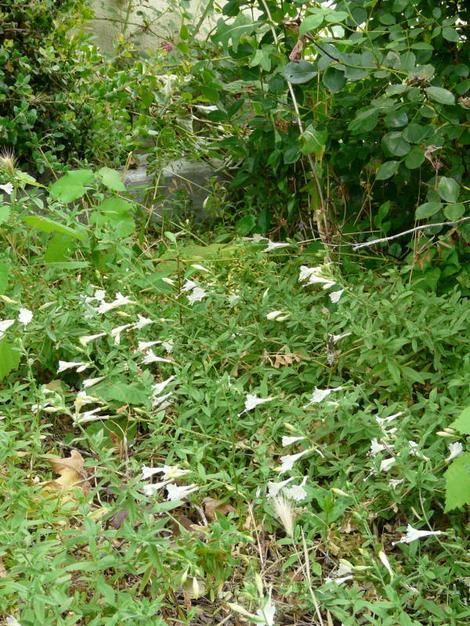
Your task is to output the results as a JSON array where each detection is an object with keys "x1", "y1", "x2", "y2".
[{"x1": 0, "y1": 205, "x2": 11, "y2": 225}]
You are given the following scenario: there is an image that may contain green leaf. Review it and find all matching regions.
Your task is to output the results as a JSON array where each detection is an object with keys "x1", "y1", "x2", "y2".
[
  {"x1": 44, "y1": 233, "x2": 74, "y2": 263},
  {"x1": 384, "y1": 110, "x2": 408, "y2": 129},
  {"x1": 92, "y1": 198, "x2": 135, "y2": 237},
  {"x1": 0, "y1": 205, "x2": 11, "y2": 225},
  {"x1": 0, "y1": 260, "x2": 10, "y2": 294},
  {"x1": 349, "y1": 108, "x2": 379, "y2": 134},
  {"x1": 49, "y1": 169, "x2": 94, "y2": 203},
  {"x1": 299, "y1": 13, "x2": 324, "y2": 36},
  {"x1": 283, "y1": 61, "x2": 317, "y2": 85},
  {"x1": 442, "y1": 27, "x2": 459, "y2": 43},
  {"x1": 443, "y1": 203, "x2": 465, "y2": 221},
  {"x1": 382, "y1": 132, "x2": 411, "y2": 157},
  {"x1": 404, "y1": 146, "x2": 425, "y2": 169},
  {"x1": 376, "y1": 161, "x2": 399, "y2": 180},
  {"x1": 324, "y1": 10, "x2": 349, "y2": 23},
  {"x1": 415, "y1": 202, "x2": 442, "y2": 219},
  {"x1": 322, "y1": 67, "x2": 346, "y2": 93},
  {"x1": 97, "y1": 167, "x2": 126, "y2": 192},
  {"x1": 235, "y1": 214, "x2": 256, "y2": 236},
  {"x1": 212, "y1": 14, "x2": 255, "y2": 52},
  {"x1": 403, "y1": 123, "x2": 430, "y2": 144},
  {"x1": 450, "y1": 406, "x2": 470, "y2": 435},
  {"x1": 23, "y1": 215, "x2": 87, "y2": 240},
  {"x1": 425, "y1": 86, "x2": 455, "y2": 105},
  {"x1": 445, "y1": 452, "x2": 470, "y2": 512},
  {"x1": 0, "y1": 338, "x2": 21, "y2": 381},
  {"x1": 437, "y1": 177, "x2": 460, "y2": 203},
  {"x1": 301, "y1": 126, "x2": 327, "y2": 156}
]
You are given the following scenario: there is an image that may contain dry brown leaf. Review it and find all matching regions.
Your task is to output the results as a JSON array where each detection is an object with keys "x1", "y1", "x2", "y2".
[
  {"x1": 0, "y1": 557, "x2": 6, "y2": 578},
  {"x1": 47, "y1": 450, "x2": 90, "y2": 494},
  {"x1": 203, "y1": 497, "x2": 236, "y2": 522}
]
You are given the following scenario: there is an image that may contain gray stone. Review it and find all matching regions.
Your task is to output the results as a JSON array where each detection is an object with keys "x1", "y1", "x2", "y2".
[{"x1": 123, "y1": 158, "x2": 227, "y2": 223}]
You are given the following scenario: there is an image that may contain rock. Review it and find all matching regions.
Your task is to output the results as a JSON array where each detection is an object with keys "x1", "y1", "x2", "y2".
[{"x1": 123, "y1": 158, "x2": 227, "y2": 223}]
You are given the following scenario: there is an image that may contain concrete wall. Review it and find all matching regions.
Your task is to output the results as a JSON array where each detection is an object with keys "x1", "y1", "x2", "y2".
[{"x1": 88, "y1": 0, "x2": 211, "y2": 53}]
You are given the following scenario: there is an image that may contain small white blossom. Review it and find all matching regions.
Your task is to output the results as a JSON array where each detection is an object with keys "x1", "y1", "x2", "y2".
[
  {"x1": 0, "y1": 182, "x2": 14, "y2": 195},
  {"x1": 142, "y1": 480, "x2": 170, "y2": 496},
  {"x1": 74, "y1": 407, "x2": 111, "y2": 424},
  {"x1": 329, "y1": 289, "x2": 344, "y2": 303},
  {"x1": 162, "y1": 339, "x2": 174, "y2": 353},
  {"x1": 57, "y1": 360, "x2": 90, "y2": 373},
  {"x1": 152, "y1": 376, "x2": 176, "y2": 397},
  {"x1": 18, "y1": 308, "x2": 33, "y2": 327},
  {"x1": 181, "y1": 279, "x2": 198, "y2": 293},
  {"x1": 142, "y1": 465, "x2": 190, "y2": 481},
  {"x1": 137, "y1": 340, "x2": 161, "y2": 351},
  {"x1": 408, "y1": 440, "x2": 430, "y2": 462},
  {"x1": 446, "y1": 442, "x2": 464, "y2": 463},
  {"x1": 79, "y1": 332, "x2": 106, "y2": 346},
  {"x1": 278, "y1": 449, "x2": 311, "y2": 474},
  {"x1": 282, "y1": 435, "x2": 307, "y2": 447},
  {"x1": 305, "y1": 386, "x2": 342, "y2": 406},
  {"x1": 393, "y1": 524, "x2": 445, "y2": 545},
  {"x1": 325, "y1": 560, "x2": 353, "y2": 585},
  {"x1": 284, "y1": 478, "x2": 308, "y2": 502},
  {"x1": 263, "y1": 240, "x2": 290, "y2": 252},
  {"x1": 266, "y1": 310, "x2": 289, "y2": 321},
  {"x1": 161, "y1": 277, "x2": 175, "y2": 286},
  {"x1": 187, "y1": 286, "x2": 207, "y2": 304},
  {"x1": 110, "y1": 323, "x2": 133, "y2": 345},
  {"x1": 97, "y1": 292, "x2": 134, "y2": 314},
  {"x1": 227, "y1": 292, "x2": 240, "y2": 307},
  {"x1": 389, "y1": 478, "x2": 404, "y2": 489},
  {"x1": 82, "y1": 376, "x2": 106, "y2": 388},
  {"x1": 376, "y1": 412, "x2": 403, "y2": 429},
  {"x1": 134, "y1": 314, "x2": 153, "y2": 330},
  {"x1": 298, "y1": 265, "x2": 336, "y2": 289},
  {"x1": 166, "y1": 483, "x2": 198, "y2": 501},
  {"x1": 329, "y1": 331, "x2": 351, "y2": 343},
  {"x1": 142, "y1": 349, "x2": 172, "y2": 365},
  {"x1": 267, "y1": 477, "x2": 294, "y2": 498},
  {"x1": 0, "y1": 319, "x2": 15, "y2": 339},
  {"x1": 369, "y1": 438, "x2": 389, "y2": 456},
  {"x1": 190, "y1": 263, "x2": 209, "y2": 272},
  {"x1": 379, "y1": 457, "x2": 396, "y2": 472},
  {"x1": 256, "y1": 593, "x2": 276, "y2": 626},
  {"x1": 240, "y1": 394, "x2": 273, "y2": 415},
  {"x1": 152, "y1": 391, "x2": 173, "y2": 409},
  {"x1": 378, "y1": 550, "x2": 394, "y2": 579}
]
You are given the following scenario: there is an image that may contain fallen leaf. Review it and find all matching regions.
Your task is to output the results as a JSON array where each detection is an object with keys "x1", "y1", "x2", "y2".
[
  {"x1": 47, "y1": 450, "x2": 90, "y2": 494},
  {"x1": 203, "y1": 497, "x2": 236, "y2": 521}
]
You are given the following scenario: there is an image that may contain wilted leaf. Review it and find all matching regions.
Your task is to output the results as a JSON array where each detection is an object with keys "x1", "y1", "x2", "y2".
[
  {"x1": 47, "y1": 450, "x2": 90, "y2": 494},
  {"x1": 203, "y1": 497, "x2": 236, "y2": 521}
]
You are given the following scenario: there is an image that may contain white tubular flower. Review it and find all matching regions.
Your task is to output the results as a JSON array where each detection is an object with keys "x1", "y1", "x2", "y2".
[
  {"x1": 190, "y1": 263, "x2": 209, "y2": 272},
  {"x1": 282, "y1": 435, "x2": 307, "y2": 447},
  {"x1": 378, "y1": 550, "x2": 394, "y2": 579},
  {"x1": 329, "y1": 289, "x2": 344, "y2": 303},
  {"x1": 408, "y1": 440, "x2": 430, "y2": 462},
  {"x1": 142, "y1": 349, "x2": 172, "y2": 365},
  {"x1": 284, "y1": 478, "x2": 308, "y2": 502},
  {"x1": 134, "y1": 314, "x2": 153, "y2": 330},
  {"x1": 305, "y1": 386, "x2": 342, "y2": 406},
  {"x1": 0, "y1": 319, "x2": 15, "y2": 339},
  {"x1": 18, "y1": 308, "x2": 33, "y2": 327},
  {"x1": 227, "y1": 293, "x2": 240, "y2": 307},
  {"x1": 278, "y1": 449, "x2": 311, "y2": 474},
  {"x1": 376, "y1": 412, "x2": 403, "y2": 429},
  {"x1": 110, "y1": 323, "x2": 133, "y2": 345},
  {"x1": 256, "y1": 592, "x2": 276, "y2": 626},
  {"x1": 152, "y1": 376, "x2": 176, "y2": 397},
  {"x1": 82, "y1": 376, "x2": 106, "y2": 389},
  {"x1": 166, "y1": 483, "x2": 198, "y2": 501},
  {"x1": 57, "y1": 360, "x2": 90, "y2": 373},
  {"x1": 446, "y1": 442, "x2": 463, "y2": 463},
  {"x1": 239, "y1": 394, "x2": 273, "y2": 415},
  {"x1": 369, "y1": 438, "x2": 390, "y2": 456},
  {"x1": 325, "y1": 560, "x2": 353, "y2": 585},
  {"x1": 79, "y1": 332, "x2": 106, "y2": 346},
  {"x1": 74, "y1": 407, "x2": 111, "y2": 424},
  {"x1": 298, "y1": 265, "x2": 336, "y2": 289},
  {"x1": 162, "y1": 339, "x2": 174, "y2": 353},
  {"x1": 263, "y1": 240, "x2": 290, "y2": 252},
  {"x1": 329, "y1": 331, "x2": 351, "y2": 343},
  {"x1": 187, "y1": 287, "x2": 207, "y2": 305},
  {"x1": 141, "y1": 465, "x2": 190, "y2": 481},
  {"x1": 137, "y1": 340, "x2": 162, "y2": 351},
  {"x1": 389, "y1": 478, "x2": 404, "y2": 489},
  {"x1": 393, "y1": 524, "x2": 445, "y2": 545},
  {"x1": 97, "y1": 292, "x2": 134, "y2": 314},
  {"x1": 379, "y1": 457, "x2": 396, "y2": 472},
  {"x1": 267, "y1": 477, "x2": 294, "y2": 498},
  {"x1": 0, "y1": 182, "x2": 14, "y2": 195},
  {"x1": 181, "y1": 279, "x2": 198, "y2": 293},
  {"x1": 142, "y1": 480, "x2": 170, "y2": 496}
]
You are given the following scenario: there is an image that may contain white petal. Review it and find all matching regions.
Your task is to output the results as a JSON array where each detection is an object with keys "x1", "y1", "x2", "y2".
[
  {"x1": 446, "y1": 442, "x2": 463, "y2": 463},
  {"x1": 82, "y1": 376, "x2": 106, "y2": 388},
  {"x1": 256, "y1": 593, "x2": 276, "y2": 625},
  {"x1": 79, "y1": 332, "x2": 106, "y2": 346},
  {"x1": 329, "y1": 289, "x2": 344, "y2": 303},
  {"x1": 263, "y1": 241, "x2": 290, "y2": 252},
  {"x1": 393, "y1": 524, "x2": 444, "y2": 545},
  {"x1": 306, "y1": 386, "x2": 342, "y2": 405},
  {"x1": 166, "y1": 483, "x2": 198, "y2": 501},
  {"x1": 142, "y1": 349, "x2": 172, "y2": 365},
  {"x1": 278, "y1": 449, "x2": 311, "y2": 474},
  {"x1": 0, "y1": 182, "x2": 14, "y2": 195},
  {"x1": 283, "y1": 483, "x2": 308, "y2": 502},
  {"x1": 241, "y1": 394, "x2": 273, "y2": 414},
  {"x1": 267, "y1": 477, "x2": 294, "y2": 497},
  {"x1": 0, "y1": 319, "x2": 15, "y2": 339},
  {"x1": 152, "y1": 375, "x2": 176, "y2": 397},
  {"x1": 57, "y1": 360, "x2": 88, "y2": 373},
  {"x1": 142, "y1": 480, "x2": 170, "y2": 495},
  {"x1": 378, "y1": 550, "x2": 394, "y2": 578},
  {"x1": 379, "y1": 457, "x2": 396, "y2": 472},
  {"x1": 134, "y1": 314, "x2": 154, "y2": 330},
  {"x1": 282, "y1": 435, "x2": 307, "y2": 447},
  {"x1": 187, "y1": 287, "x2": 207, "y2": 304},
  {"x1": 18, "y1": 308, "x2": 33, "y2": 326}
]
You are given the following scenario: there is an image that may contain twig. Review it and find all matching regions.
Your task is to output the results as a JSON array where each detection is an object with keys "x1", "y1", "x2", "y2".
[{"x1": 352, "y1": 217, "x2": 470, "y2": 250}]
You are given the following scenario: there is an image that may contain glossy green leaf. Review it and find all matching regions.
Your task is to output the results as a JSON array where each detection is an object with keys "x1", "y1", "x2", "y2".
[
  {"x1": 425, "y1": 86, "x2": 455, "y2": 105},
  {"x1": 382, "y1": 132, "x2": 411, "y2": 157},
  {"x1": 349, "y1": 108, "x2": 379, "y2": 134},
  {"x1": 376, "y1": 161, "x2": 399, "y2": 180},
  {"x1": 405, "y1": 146, "x2": 425, "y2": 169},
  {"x1": 283, "y1": 61, "x2": 317, "y2": 85},
  {"x1": 384, "y1": 110, "x2": 408, "y2": 129},
  {"x1": 437, "y1": 177, "x2": 460, "y2": 203},
  {"x1": 415, "y1": 202, "x2": 442, "y2": 219}
]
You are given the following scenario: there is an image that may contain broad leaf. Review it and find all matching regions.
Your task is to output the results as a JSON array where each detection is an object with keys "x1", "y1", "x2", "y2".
[
  {"x1": 376, "y1": 161, "x2": 399, "y2": 180},
  {"x1": 425, "y1": 86, "x2": 455, "y2": 105},
  {"x1": 0, "y1": 205, "x2": 10, "y2": 225},
  {"x1": 445, "y1": 452, "x2": 470, "y2": 512},
  {"x1": 301, "y1": 126, "x2": 327, "y2": 156},
  {"x1": 97, "y1": 167, "x2": 126, "y2": 192},
  {"x1": 283, "y1": 61, "x2": 317, "y2": 85},
  {"x1": 44, "y1": 233, "x2": 74, "y2": 263},
  {"x1": 437, "y1": 177, "x2": 460, "y2": 203},
  {"x1": 415, "y1": 202, "x2": 442, "y2": 219},
  {"x1": 405, "y1": 146, "x2": 425, "y2": 169},
  {"x1": 299, "y1": 13, "x2": 324, "y2": 36},
  {"x1": 382, "y1": 132, "x2": 411, "y2": 157},
  {"x1": 23, "y1": 216, "x2": 87, "y2": 240},
  {"x1": 0, "y1": 338, "x2": 20, "y2": 381},
  {"x1": 450, "y1": 406, "x2": 470, "y2": 435},
  {"x1": 322, "y1": 67, "x2": 346, "y2": 93},
  {"x1": 443, "y1": 203, "x2": 465, "y2": 221},
  {"x1": 49, "y1": 169, "x2": 94, "y2": 203},
  {"x1": 349, "y1": 109, "x2": 379, "y2": 134}
]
